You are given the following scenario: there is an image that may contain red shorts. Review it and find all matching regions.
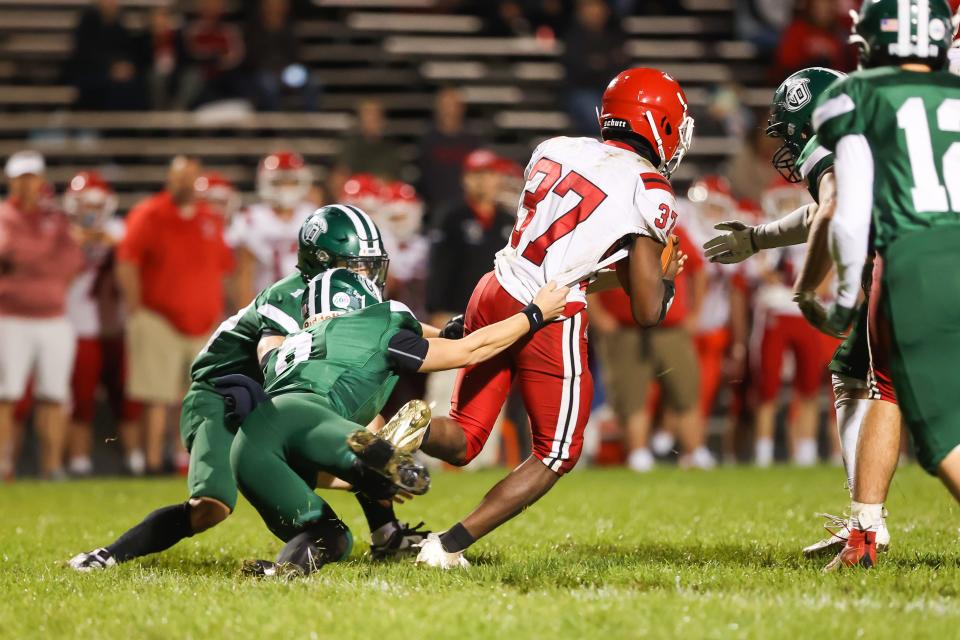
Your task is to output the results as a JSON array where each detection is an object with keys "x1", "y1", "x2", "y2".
[
  {"x1": 754, "y1": 313, "x2": 833, "y2": 403},
  {"x1": 695, "y1": 328, "x2": 730, "y2": 417},
  {"x1": 867, "y1": 256, "x2": 898, "y2": 404},
  {"x1": 70, "y1": 336, "x2": 142, "y2": 422},
  {"x1": 449, "y1": 272, "x2": 592, "y2": 475}
]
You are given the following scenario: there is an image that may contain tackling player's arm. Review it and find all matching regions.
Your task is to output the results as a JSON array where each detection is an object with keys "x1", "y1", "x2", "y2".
[
  {"x1": 389, "y1": 281, "x2": 570, "y2": 373},
  {"x1": 256, "y1": 333, "x2": 285, "y2": 368},
  {"x1": 616, "y1": 234, "x2": 683, "y2": 328},
  {"x1": 793, "y1": 169, "x2": 843, "y2": 336}
]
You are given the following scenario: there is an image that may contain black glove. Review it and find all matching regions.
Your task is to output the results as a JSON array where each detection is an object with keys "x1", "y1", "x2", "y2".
[
  {"x1": 440, "y1": 314, "x2": 465, "y2": 339},
  {"x1": 211, "y1": 374, "x2": 269, "y2": 432}
]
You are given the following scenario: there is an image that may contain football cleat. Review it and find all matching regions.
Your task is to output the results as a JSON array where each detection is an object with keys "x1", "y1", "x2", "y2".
[
  {"x1": 414, "y1": 533, "x2": 470, "y2": 569},
  {"x1": 370, "y1": 521, "x2": 431, "y2": 560},
  {"x1": 240, "y1": 559, "x2": 303, "y2": 579},
  {"x1": 347, "y1": 429, "x2": 431, "y2": 495},
  {"x1": 377, "y1": 399, "x2": 432, "y2": 454},
  {"x1": 67, "y1": 548, "x2": 116, "y2": 572},
  {"x1": 823, "y1": 528, "x2": 877, "y2": 572},
  {"x1": 803, "y1": 512, "x2": 890, "y2": 558}
]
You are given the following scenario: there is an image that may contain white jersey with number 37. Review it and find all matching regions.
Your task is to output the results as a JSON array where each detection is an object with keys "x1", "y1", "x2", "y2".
[{"x1": 494, "y1": 136, "x2": 678, "y2": 309}]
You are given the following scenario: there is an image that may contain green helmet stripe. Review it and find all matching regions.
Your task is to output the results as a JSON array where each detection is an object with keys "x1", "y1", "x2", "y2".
[
  {"x1": 918, "y1": 0, "x2": 930, "y2": 55},
  {"x1": 319, "y1": 268, "x2": 335, "y2": 315},
  {"x1": 306, "y1": 273, "x2": 318, "y2": 318},
  {"x1": 343, "y1": 205, "x2": 379, "y2": 241}
]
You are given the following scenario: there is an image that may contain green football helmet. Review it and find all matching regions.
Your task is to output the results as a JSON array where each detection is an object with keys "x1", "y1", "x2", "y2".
[
  {"x1": 297, "y1": 204, "x2": 390, "y2": 286},
  {"x1": 301, "y1": 267, "x2": 383, "y2": 322},
  {"x1": 766, "y1": 66, "x2": 847, "y2": 182},
  {"x1": 850, "y1": 0, "x2": 954, "y2": 68}
]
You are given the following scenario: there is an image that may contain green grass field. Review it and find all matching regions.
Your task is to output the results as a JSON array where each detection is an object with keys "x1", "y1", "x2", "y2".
[{"x1": 4, "y1": 465, "x2": 960, "y2": 639}]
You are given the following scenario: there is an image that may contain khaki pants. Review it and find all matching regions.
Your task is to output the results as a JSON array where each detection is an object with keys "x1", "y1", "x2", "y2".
[
  {"x1": 127, "y1": 309, "x2": 207, "y2": 404},
  {"x1": 596, "y1": 326, "x2": 700, "y2": 422}
]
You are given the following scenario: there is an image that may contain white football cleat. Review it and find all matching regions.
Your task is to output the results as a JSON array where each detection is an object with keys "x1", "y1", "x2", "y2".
[
  {"x1": 414, "y1": 533, "x2": 470, "y2": 569},
  {"x1": 650, "y1": 431, "x2": 675, "y2": 457},
  {"x1": 802, "y1": 512, "x2": 890, "y2": 558},
  {"x1": 68, "y1": 548, "x2": 116, "y2": 572}
]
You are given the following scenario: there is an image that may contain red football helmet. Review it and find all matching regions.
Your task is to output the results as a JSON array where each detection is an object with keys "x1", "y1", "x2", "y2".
[
  {"x1": 195, "y1": 171, "x2": 240, "y2": 220},
  {"x1": 687, "y1": 174, "x2": 736, "y2": 228},
  {"x1": 341, "y1": 173, "x2": 386, "y2": 213},
  {"x1": 63, "y1": 171, "x2": 116, "y2": 228},
  {"x1": 257, "y1": 151, "x2": 312, "y2": 210},
  {"x1": 381, "y1": 180, "x2": 424, "y2": 241},
  {"x1": 598, "y1": 67, "x2": 694, "y2": 178}
]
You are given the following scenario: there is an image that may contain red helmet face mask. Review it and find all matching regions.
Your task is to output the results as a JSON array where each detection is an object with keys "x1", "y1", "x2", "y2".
[
  {"x1": 63, "y1": 171, "x2": 116, "y2": 228},
  {"x1": 598, "y1": 67, "x2": 695, "y2": 178}
]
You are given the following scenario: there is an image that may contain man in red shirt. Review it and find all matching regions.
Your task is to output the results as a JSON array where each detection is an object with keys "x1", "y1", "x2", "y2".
[
  {"x1": 0, "y1": 151, "x2": 85, "y2": 479},
  {"x1": 588, "y1": 226, "x2": 711, "y2": 471},
  {"x1": 116, "y1": 155, "x2": 234, "y2": 473}
]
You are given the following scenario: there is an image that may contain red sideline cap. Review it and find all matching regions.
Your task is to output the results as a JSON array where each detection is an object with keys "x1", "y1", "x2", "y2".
[{"x1": 463, "y1": 149, "x2": 499, "y2": 172}]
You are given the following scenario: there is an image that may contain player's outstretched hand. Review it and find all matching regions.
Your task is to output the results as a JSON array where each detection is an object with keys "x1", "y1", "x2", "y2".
[
  {"x1": 532, "y1": 281, "x2": 570, "y2": 322},
  {"x1": 702, "y1": 220, "x2": 757, "y2": 264}
]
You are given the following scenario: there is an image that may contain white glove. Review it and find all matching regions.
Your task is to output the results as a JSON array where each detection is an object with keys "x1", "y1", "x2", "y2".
[{"x1": 702, "y1": 221, "x2": 757, "y2": 264}]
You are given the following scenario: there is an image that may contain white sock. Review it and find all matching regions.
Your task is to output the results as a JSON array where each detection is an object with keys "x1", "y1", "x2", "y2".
[
  {"x1": 850, "y1": 501, "x2": 884, "y2": 531},
  {"x1": 833, "y1": 377, "x2": 869, "y2": 493},
  {"x1": 793, "y1": 439, "x2": 818, "y2": 467},
  {"x1": 755, "y1": 438, "x2": 774, "y2": 467},
  {"x1": 68, "y1": 456, "x2": 93, "y2": 475},
  {"x1": 371, "y1": 521, "x2": 399, "y2": 546},
  {"x1": 627, "y1": 448, "x2": 655, "y2": 472}
]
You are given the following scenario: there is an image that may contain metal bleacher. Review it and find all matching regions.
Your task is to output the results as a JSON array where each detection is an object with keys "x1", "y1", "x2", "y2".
[{"x1": 0, "y1": 0, "x2": 770, "y2": 208}]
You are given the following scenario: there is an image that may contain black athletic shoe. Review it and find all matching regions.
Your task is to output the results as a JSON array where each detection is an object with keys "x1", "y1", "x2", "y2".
[
  {"x1": 240, "y1": 559, "x2": 303, "y2": 579},
  {"x1": 370, "y1": 521, "x2": 431, "y2": 560}
]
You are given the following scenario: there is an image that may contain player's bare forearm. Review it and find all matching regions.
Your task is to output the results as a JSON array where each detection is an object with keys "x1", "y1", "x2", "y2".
[
  {"x1": 794, "y1": 171, "x2": 836, "y2": 294},
  {"x1": 619, "y1": 235, "x2": 667, "y2": 327},
  {"x1": 115, "y1": 260, "x2": 141, "y2": 312},
  {"x1": 419, "y1": 315, "x2": 529, "y2": 372}
]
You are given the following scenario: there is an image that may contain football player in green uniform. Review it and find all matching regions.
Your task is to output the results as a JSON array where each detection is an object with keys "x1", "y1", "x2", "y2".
[
  {"x1": 231, "y1": 268, "x2": 569, "y2": 575},
  {"x1": 68, "y1": 204, "x2": 425, "y2": 570},
  {"x1": 813, "y1": 0, "x2": 960, "y2": 569},
  {"x1": 702, "y1": 66, "x2": 897, "y2": 556}
]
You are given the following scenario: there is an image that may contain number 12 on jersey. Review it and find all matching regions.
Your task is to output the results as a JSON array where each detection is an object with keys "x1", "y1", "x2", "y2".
[{"x1": 510, "y1": 158, "x2": 608, "y2": 266}]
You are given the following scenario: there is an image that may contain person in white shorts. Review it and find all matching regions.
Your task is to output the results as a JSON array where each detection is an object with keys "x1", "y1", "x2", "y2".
[{"x1": 0, "y1": 151, "x2": 84, "y2": 479}]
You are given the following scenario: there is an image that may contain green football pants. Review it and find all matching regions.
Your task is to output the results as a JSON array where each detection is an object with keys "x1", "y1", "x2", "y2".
[
  {"x1": 229, "y1": 392, "x2": 361, "y2": 543},
  {"x1": 882, "y1": 227, "x2": 960, "y2": 474}
]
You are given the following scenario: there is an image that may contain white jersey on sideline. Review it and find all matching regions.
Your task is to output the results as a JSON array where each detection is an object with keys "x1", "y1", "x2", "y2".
[
  {"x1": 494, "y1": 136, "x2": 676, "y2": 310},
  {"x1": 229, "y1": 202, "x2": 314, "y2": 293},
  {"x1": 66, "y1": 217, "x2": 125, "y2": 338}
]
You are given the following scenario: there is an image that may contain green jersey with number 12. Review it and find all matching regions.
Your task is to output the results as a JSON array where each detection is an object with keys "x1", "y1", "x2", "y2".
[{"x1": 814, "y1": 67, "x2": 960, "y2": 251}]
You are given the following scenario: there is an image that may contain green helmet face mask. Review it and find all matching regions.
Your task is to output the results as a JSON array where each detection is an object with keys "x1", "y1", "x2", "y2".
[
  {"x1": 297, "y1": 204, "x2": 390, "y2": 286},
  {"x1": 766, "y1": 66, "x2": 847, "y2": 182},
  {"x1": 300, "y1": 267, "x2": 383, "y2": 324},
  {"x1": 850, "y1": 0, "x2": 954, "y2": 68}
]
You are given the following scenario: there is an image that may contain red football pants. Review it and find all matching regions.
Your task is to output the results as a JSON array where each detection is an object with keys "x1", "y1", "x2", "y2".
[
  {"x1": 866, "y1": 255, "x2": 898, "y2": 404},
  {"x1": 449, "y1": 272, "x2": 592, "y2": 475},
  {"x1": 755, "y1": 313, "x2": 833, "y2": 403}
]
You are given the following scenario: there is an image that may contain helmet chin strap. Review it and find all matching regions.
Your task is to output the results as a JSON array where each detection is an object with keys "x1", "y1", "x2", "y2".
[{"x1": 643, "y1": 110, "x2": 667, "y2": 174}]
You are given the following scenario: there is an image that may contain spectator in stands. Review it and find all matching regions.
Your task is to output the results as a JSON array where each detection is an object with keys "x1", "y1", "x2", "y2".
[
  {"x1": 425, "y1": 149, "x2": 515, "y2": 327},
  {"x1": 146, "y1": 5, "x2": 188, "y2": 110},
  {"x1": 588, "y1": 227, "x2": 713, "y2": 472},
  {"x1": 246, "y1": 0, "x2": 320, "y2": 111},
  {"x1": 182, "y1": 0, "x2": 247, "y2": 107},
  {"x1": 417, "y1": 88, "x2": 480, "y2": 217},
  {"x1": 116, "y1": 156, "x2": 234, "y2": 474},
  {"x1": 0, "y1": 151, "x2": 85, "y2": 480},
  {"x1": 330, "y1": 99, "x2": 403, "y2": 197},
  {"x1": 771, "y1": 0, "x2": 855, "y2": 80},
  {"x1": 68, "y1": 0, "x2": 148, "y2": 110},
  {"x1": 561, "y1": 0, "x2": 627, "y2": 135}
]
